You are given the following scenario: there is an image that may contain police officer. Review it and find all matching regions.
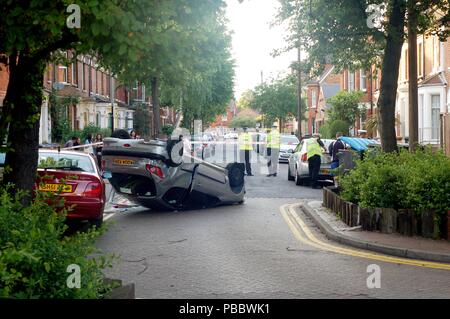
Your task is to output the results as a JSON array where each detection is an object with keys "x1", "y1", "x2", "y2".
[
  {"x1": 306, "y1": 133, "x2": 325, "y2": 189},
  {"x1": 239, "y1": 127, "x2": 253, "y2": 176},
  {"x1": 266, "y1": 124, "x2": 280, "y2": 177}
]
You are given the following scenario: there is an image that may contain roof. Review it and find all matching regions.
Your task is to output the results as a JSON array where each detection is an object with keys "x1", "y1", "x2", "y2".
[
  {"x1": 322, "y1": 83, "x2": 341, "y2": 108},
  {"x1": 339, "y1": 137, "x2": 380, "y2": 152},
  {"x1": 420, "y1": 73, "x2": 447, "y2": 86}
]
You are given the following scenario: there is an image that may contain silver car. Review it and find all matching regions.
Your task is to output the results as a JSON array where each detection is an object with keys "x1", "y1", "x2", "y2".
[
  {"x1": 278, "y1": 135, "x2": 300, "y2": 163},
  {"x1": 287, "y1": 138, "x2": 334, "y2": 186},
  {"x1": 102, "y1": 133, "x2": 245, "y2": 211}
]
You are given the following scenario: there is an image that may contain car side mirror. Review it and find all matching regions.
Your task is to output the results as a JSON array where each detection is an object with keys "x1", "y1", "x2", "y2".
[
  {"x1": 287, "y1": 149, "x2": 294, "y2": 154},
  {"x1": 102, "y1": 171, "x2": 112, "y2": 179}
]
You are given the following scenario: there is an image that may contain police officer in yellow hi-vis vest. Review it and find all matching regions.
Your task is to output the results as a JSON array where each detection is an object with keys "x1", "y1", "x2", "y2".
[
  {"x1": 266, "y1": 124, "x2": 280, "y2": 177},
  {"x1": 306, "y1": 133, "x2": 326, "y2": 189},
  {"x1": 238, "y1": 127, "x2": 253, "y2": 176}
]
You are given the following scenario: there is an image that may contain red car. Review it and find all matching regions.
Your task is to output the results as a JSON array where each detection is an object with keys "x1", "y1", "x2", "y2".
[{"x1": 35, "y1": 149, "x2": 106, "y2": 227}]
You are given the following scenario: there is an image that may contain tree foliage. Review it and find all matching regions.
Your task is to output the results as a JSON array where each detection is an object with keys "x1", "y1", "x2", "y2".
[
  {"x1": 275, "y1": 0, "x2": 450, "y2": 152},
  {"x1": 0, "y1": 0, "x2": 234, "y2": 197},
  {"x1": 327, "y1": 91, "x2": 364, "y2": 126},
  {"x1": 249, "y1": 74, "x2": 303, "y2": 127}
]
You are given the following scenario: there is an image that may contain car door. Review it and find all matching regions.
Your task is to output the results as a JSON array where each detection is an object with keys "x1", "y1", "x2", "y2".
[{"x1": 289, "y1": 141, "x2": 302, "y2": 173}]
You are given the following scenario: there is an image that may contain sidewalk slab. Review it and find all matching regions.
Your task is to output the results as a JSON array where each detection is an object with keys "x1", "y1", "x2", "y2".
[{"x1": 300, "y1": 200, "x2": 450, "y2": 264}]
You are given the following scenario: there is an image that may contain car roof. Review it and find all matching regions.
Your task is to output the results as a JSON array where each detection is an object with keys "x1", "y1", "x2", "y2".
[{"x1": 39, "y1": 149, "x2": 92, "y2": 157}]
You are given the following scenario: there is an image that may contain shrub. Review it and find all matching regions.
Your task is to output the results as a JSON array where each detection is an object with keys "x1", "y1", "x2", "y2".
[
  {"x1": 0, "y1": 188, "x2": 117, "y2": 298},
  {"x1": 340, "y1": 148, "x2": 450, "y2": 219}
]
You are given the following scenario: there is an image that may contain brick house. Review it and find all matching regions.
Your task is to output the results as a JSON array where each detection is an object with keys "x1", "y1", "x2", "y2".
[
  {"x1": 210, "y1": 98, "x2": 237, "y2": 135},
  {"x1": 396, "y1": 33, "x2": 450, "y2": 152},
  {"x1": 1, "y1": 50, "x2": 177, "y2": 143},
  {"x1": 305, "y1": 65, "x2": 342, "y2": 134}
]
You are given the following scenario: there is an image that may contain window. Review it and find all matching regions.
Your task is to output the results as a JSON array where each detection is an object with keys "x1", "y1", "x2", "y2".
[
  {"x1": 404, "y1": 49, "x2": 409, "y2": 80},
  {"x1": 418, "y1": 42, "x2": 423, "y2": 77},
  {"x1": 80, "y1": 63, "x2": 84, "y2": 90},
  {"x1": 59, "y1": 65, "x2": 68, "y2": 83},
  {"x1": 311, "y1": 90, "x2": 317, "y2": 108},
  {"x1": 38, "y1": 152, "x2": 95, "y2": 173},
  {"x1": 71, "y1": 62, "x2": 77, "y2": 85},
  {"x1": 108, "y1": 113, "x2": 113, "y2": 129},
  {"x1": 348, "y1": 72, "x2": 355, "y2": 91},
  {"x1": 360, "y1": 70, "x2": 366, "y2": 91},
  {"x1": 96, "y1": 112, "x2": 101, "y2": 127},
  {"x1": 431, "y1": 95, "x2": 440, "y2": 140},
  {"x1": 433, "y1": 36, "x2": 440, "y2": 72}
]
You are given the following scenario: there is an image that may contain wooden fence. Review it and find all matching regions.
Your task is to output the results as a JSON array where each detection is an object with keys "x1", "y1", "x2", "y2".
[{"x1": 323, "y1": 186, "x2": 449, "y2": 240}]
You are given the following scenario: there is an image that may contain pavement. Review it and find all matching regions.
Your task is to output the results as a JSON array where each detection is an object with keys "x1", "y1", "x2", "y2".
[{"x1": 301, "y1": 200, "x2": 450, "y2": 263}]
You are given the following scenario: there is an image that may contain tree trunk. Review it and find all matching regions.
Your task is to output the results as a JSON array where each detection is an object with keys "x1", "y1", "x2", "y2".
[
  {"x1": 151, "y1": 76, "x2": 161, "y2": 138},
  {"x1": 2, "y1": 54, "x2": 46, "y2": 204},
  {"x1": 408, "y1": 2, "x2": 418, "y2": 152},
  {"x1": 377, "y1": 0, "x2": 406, "y2": 152}
]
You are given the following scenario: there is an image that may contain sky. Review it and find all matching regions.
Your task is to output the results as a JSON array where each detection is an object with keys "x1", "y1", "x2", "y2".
[{"x1": 225, "y1": 0, "x2": 296, "y2": 100}]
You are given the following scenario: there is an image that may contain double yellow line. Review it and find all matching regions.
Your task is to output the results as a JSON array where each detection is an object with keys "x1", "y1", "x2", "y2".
[{"x1": 280, "y1": 203, "x2": 450, "y2": 271}]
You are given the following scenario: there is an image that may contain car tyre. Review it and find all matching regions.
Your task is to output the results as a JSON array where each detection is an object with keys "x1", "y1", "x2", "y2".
[
  {"x1": 111, "y1": 129, "x2": 131, "y2": 139},
  {"x1": 226, "y1": 163, "x2": 245, "y2": 188},
  {"x1": 89, "y1": 215, "x2": 103, "y2": 229},
  {"x1": 166, "y1": 138, "x2": 183, "y2": 167},
  {"x1": 288, "y1": 165, "x2": 295, "y2": 181}
]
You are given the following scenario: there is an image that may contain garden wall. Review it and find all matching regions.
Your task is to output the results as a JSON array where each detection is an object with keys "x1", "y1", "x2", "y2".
[{"x1": 323, "y1": 186, "x2": 449, "y2": 240}]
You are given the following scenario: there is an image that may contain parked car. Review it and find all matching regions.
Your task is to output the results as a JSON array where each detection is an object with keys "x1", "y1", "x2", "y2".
[
  {"x1": 287, "y1": 138, "x2": 334, "y2": 186},
  {"x1": 279, "y1": 134, "x2": 300, "y2": 163},
  {"x1": 36, "y1": 149, "x2": 106, "y2": 227},
  {"x1": 102, "y1": 131, "x2": 245, "y2": 211},
  {"x1": 224, "y1": 132, "x2": 238, "y2": 139}
]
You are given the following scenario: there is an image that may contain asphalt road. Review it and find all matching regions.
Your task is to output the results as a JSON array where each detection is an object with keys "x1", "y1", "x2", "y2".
[{"x1": 97, "y1": 148, "x2": 450, "y2": 299}]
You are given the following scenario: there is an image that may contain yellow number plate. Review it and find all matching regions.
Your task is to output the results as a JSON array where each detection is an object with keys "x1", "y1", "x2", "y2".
[
  {"x1": 39, "y1": 184, "x2": 73, "y2": 193},
  {"x1": 320, "y1": 169, "x2": 330, "y2": 175},
  {"x1": 113, "y1": 159, "x2": 135, "y2": 166}
]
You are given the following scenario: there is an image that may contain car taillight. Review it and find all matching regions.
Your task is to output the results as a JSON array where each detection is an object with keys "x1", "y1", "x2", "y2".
[
  {"x1": 146, "y1": 164, "x2": 164, "y2": 179},
  {"x1": 123, "y1": 143, "x2": 131, "y2": 148},
  {"x1": 301, "y1": 153, "x2": 308, "y2": 162},
  {"x1": 84, "y1": 182, "x2": 102, "y2": 198}
]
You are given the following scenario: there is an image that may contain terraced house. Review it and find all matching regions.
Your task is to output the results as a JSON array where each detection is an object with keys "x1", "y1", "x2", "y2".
[
  {"x1": 396, "y1": 32, "x2": 450, "y2": 154},
  {"x1": 0, "y1": 50, "x2": 176, "y2": 144}
]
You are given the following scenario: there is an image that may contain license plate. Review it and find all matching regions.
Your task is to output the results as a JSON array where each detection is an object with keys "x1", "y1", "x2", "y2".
[
  {"x1": 113, "y1": 159, "x2": 135, "y2": 166},
  {"x1": 39, "y1": 183, "x2": 73, "y2": 193},
  {"x1": 320, "y1": 169, "x2": 330, "y2": 175}
]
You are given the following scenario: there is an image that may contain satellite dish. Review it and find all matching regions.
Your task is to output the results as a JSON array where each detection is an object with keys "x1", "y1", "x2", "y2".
[{"x1": 52, "y1": 82, "x2": 65, "y2": 90}]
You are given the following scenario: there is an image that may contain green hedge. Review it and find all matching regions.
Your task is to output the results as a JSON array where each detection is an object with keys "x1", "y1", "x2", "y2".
[
  {"x1": 340, "y1": 148, "x2": 450, "y2": 217},
  {"x1": 0, "y1": 188, "x2": 116, "y2": 298}
]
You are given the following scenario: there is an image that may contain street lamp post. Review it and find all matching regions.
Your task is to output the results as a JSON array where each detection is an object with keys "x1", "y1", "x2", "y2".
[
  {"x1": 110, "y1": 73, "x2": 115, "y2": 134},
  {"x1": 297, "y1": 47, "x2": 302, "y2": 140}
]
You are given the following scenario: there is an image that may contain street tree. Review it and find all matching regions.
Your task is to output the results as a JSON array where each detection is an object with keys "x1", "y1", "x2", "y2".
[
  {"x1": 327, "y1": 91, "x2": 365, "y2": 126},
  {"x1": 249, "y1": 74, "x2": 304, "y2": 128},
  {"x1": 0, "y1": 0, "x2": 233, "y2": 202},
  {"x1": 276, "y1": 0, "x2": 450, "y2": 152}
]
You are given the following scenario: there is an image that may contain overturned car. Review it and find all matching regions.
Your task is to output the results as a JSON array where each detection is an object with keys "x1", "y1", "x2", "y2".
[{"x1": 102, "y1": 130, "x2": 245, "y2": 211}]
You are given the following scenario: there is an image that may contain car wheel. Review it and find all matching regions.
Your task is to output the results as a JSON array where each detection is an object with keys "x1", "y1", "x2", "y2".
[
  {"x1": 226, "y1": 163, "x2": 245, "y2": 188},
  {"x1": 89, "y1": 215, "x2": 103, "y2": 229},
  {"x1": 111, "y1": 129, "x2": 130, "y2": 139},
  {"x1": 166, "y1": 138, "x2": 183, "y2": 167},
  {"x1": 288, "y1": 165, "x2": 295, "y2": 181}
]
